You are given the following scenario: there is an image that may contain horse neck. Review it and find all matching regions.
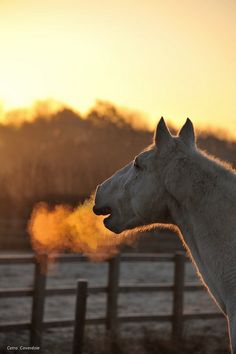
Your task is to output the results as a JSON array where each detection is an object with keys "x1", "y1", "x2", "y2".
[{"x1": 166, "y1": 150, "x2": 236, "y2": 245}]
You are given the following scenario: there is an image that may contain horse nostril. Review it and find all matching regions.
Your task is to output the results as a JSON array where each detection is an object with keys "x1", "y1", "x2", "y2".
[{"x1": 93, "y1": 205, "x2": 112, "y2": 216}]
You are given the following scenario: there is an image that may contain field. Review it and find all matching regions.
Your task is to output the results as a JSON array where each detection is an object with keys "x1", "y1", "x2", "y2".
[{"x1": 0, "y1": 252, "x2": 229, "y2": 354}]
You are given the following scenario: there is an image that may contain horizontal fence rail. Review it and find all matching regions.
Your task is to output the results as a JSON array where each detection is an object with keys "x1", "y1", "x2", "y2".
[
  {"x1": 0, "y1": 311, "x2": 223, "y2": 332},
  {"x1": 0, "y1": 252, "x2": 192, "y2": 264},
  {"x1": 0, "y1": 252, "x2": 224, "y2": 354},
  {"x1": 0, "y1": 282, "x2": 206, "y2": 298}
]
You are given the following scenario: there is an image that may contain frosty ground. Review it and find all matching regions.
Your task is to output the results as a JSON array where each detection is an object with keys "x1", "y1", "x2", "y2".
[{"x1": 0, "y1": 253, "x2": 229, "y2": 353}]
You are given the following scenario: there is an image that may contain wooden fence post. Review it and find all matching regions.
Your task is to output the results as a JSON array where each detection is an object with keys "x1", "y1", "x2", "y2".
[
  {"x1": 30, "y1": 254, "x2": 48, "y2": 350},
  {"x1": 172, "y1": 251, "x2": 185, "y2": 339},
  {"x1": 73, "y1": 279, "x2": 88, "y2": 354},
  {"x1": 106, "y1": 255, "x2": 120, "y2": 334}
]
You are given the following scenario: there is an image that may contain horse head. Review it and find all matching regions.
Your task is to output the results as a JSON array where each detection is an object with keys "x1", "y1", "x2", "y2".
[{"x1": 93, "y1": 118, "x2": 196, "y2": 233}]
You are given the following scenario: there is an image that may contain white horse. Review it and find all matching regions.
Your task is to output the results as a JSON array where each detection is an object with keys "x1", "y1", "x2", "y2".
[{"x1": 93, "y1": 118, "x2": 236, "y2": 352}]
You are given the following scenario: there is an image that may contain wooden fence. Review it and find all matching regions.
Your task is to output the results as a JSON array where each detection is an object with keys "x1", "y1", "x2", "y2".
[{"x1": 0, "y1": 252, "x2": 223, "y2": 354}]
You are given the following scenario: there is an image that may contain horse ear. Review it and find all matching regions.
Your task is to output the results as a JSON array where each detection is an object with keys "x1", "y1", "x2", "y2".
[
  {"x1": 154, "y1": 117, "x2": 172, "y2": 148},
  {"x1": 179, "y1": 118, "x2": 195, "y2": 147}
]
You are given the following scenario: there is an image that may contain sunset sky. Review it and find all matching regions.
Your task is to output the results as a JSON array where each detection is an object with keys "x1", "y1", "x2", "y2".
[{"x1": 0, "y1": 0, "x2": 235, "y2": 134}]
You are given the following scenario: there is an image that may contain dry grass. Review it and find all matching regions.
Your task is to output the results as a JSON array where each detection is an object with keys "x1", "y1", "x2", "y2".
[
  {"x1": 82, "y1": 329, "x2": 230, "y2": 354},
  {"x1": 0, "y1": 328, "x2": 230, "y2": 354}
]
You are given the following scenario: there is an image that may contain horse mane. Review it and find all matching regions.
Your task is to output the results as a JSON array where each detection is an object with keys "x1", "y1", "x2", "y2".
[
  {"x1": 198, "y1": 148, "x2": 236, "y2": 176},
  {"x1": 195, "y1": 148, "x2": 236, "y2": 190}
]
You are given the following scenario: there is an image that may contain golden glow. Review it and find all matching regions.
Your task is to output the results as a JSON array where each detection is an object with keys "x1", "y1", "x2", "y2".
[
  {"x1": 0, "y1": 0, "x2": 236, "y2": 134},
  {"x1": 28, "y1": 198, "x2": 135, "y2": 261}
]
